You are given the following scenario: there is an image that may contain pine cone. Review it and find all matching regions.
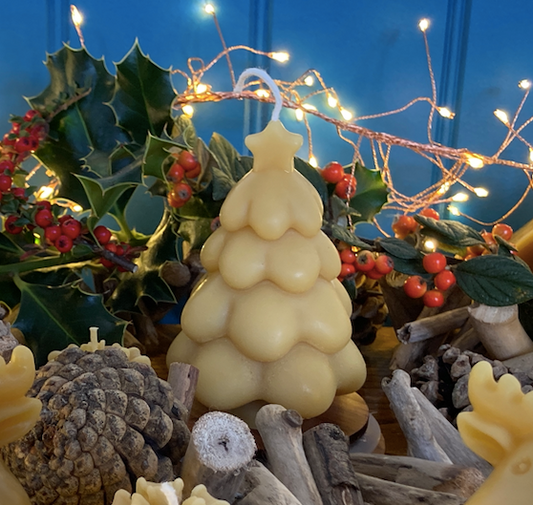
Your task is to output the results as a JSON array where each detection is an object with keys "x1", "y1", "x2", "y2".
[{"x1": 1, "y1": 346, "x2": 190, "y2": 505}]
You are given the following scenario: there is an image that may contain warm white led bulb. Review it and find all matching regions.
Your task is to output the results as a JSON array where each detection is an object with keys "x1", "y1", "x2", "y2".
[
  {"x1": 196, "y1": 83, "x2": 208, "y2": 94},
  {"x1": 204, "y1": 4, "x2": 215, "y2": 14},
  {"x1": 182, "y1": 105, "x2": 194, "y2": 117},
  {"x1": 255, "y1": 89, "x2": 270, "y2": 98},
  {"x1": 448, "y1": 205, "x2": 460, "y2": 216},
  {"x1": 519, "y1": 79, "x2": 531, "y2": 90},
  {"x1": 419, "y1": 18, "x2": 430, "y2": 32},
  {"x1": 303, "y1": 104, "x2": 317, "y2": 111},
  {"x1": 452, "y1": 192, "x2": 469, "y2": 202},
  {"x1": 38, "y1": 185, "x2": 54, "y2": 199},
  {"x1": 295, "y1": 109, "x2": 304, "y2": 121},
  {"x1": 70, "y1": 5, "x2": 83, "y2": 27},
  {"x1": 494, "y1": 109, "x2": 509, "y2": 124},
  {"x1": 530, "y1": 149, "x2": 533, "y2": 163},
  {"x1": 438, "y1": 107, "x2": 454, "y2": 119},
  {"x1": 437, "y1": 182, "x2": 451, "y2": 195},
  {"x1": 271, "y1": 52, "x2": 289, "y2": 63},
  {"x1": 474, "y1": 187, "x2": 489, "y2": 197},
  {"x1": 423, "y1": 239, "x2": 437, "y2": 251},
  {"x1": 309, "y1": 156, "x2": 318, "y2": 168},
  {"x1": 72, "y1": 204, "x2": 83, "y2": 213},
  {"x1": 466, "y1": 155, "x2": 484, "y2": 169},
  {"x1": 304, "y1": 75, "x2": 314, "y2": 86},
  {"x1": 340, "y1": 108, "x2": 353, "y2": 121},
  {"x1": 327, "y1": 95, "x2": 338, "y2": 108}
]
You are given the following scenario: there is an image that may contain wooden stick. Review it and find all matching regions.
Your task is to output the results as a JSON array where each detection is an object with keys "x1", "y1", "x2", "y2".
[
  {"x1": 235, "y1": 460, "x2": 303, "y2": 505},
  {"x1": 303, "y1": 423, "x2": 365, "y2": 505},
  {"x1": 397, "y1": 307, "x2": 470, "y2": 344},
  {"x1": 468, "y1": 304, "x2": 533, "y2": 360},
  {"x1": 382, "y1": 370, "x2": 452, "y2": 463},
  {"x1": 181, "y1": 411, "x2": 256, "y2": 502},
  {"x1": 255, "y1": 404, "x2": 323, "y2": 505},
  {"x1": 354, "y1": 472, "x2": 465, "y2": 505},
  {"x1": 167, "y1": 362, "x2": 199, "y2": 422},
  {"x1": 349, "y1": 453, "x2": 484, "y2": 499},
  {"x1": 411, "y1": 388, "x2": 492, "y2": 477}
]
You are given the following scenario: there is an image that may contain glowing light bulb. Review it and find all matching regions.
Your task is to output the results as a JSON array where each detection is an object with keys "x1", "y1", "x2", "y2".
[
  {"x1": 70, "y1": 5, "x2": 83, "y2": 27},
  {"x1": 72, "y1": 204, "x2": 83, "y2": 213},
  {"x1": 204, "y1": 4, "x2": 215, "y2": 14},
  {"x1": 494, "y1": 109, "x2": 509, "y2": 125},
  {"x1": 448, "y1": 205, "x2": 460, "y2": 216},
  {"x1": 466, "y1": 155, "x2": 484, "y2": 169},
  {"x1": 255, "y1": 89, "x2": 270, "y2": 98},
  {"x1": 474, "y1": 187, "x2": 489, "y2": 197},
  {"x1": 519, "y1": 79, "x2": 531, "y2": 90},
  {"x1": 196, "y1": 83, "x2": 208, "y2": 94},
  {"x1": 304, "y1": 75, "x2": 314, "y2": 86},
  {"x1": 182, "y1": 105, "x2": 194, "y2": 117},
  {"x1": 437, "y1": 182, "x2": 451, "y2": 195},
  {"x1": 438, "y1": 107, "x2": 455, "y2": 119},
  {"x1": 327, "y1": 95, "x2": 338, "y2": 108},
  {"x1": 303, "y1": 104, "x2": 317, "y2": 111},
  {"x1": 295, "y1": 109, "x2": 304, "y2": 121},
  {"x1": 309, "y1": 156, "x2": 318, "y2": 168},
  {"x1": 340, "y1": 108, "x2": 353, "y2": 121},
  {"x1": 419, "y1": 18, "x2": 430, "y2": 32},
  {"x1": 38, "y1": 185, "x2": 54, "y2": 199},
  {"x1": 271, "y1": 52, "x2": 289, "y2": 63},
  {"x1": 452, "y1": 192, "x2": 469, "y2": 202},
  {"x1": 530, "y1": 149, "x2": 533, "y2": 163},
  {"x1": 423, "y1": 239, "x2": 437, "y2": 252}
]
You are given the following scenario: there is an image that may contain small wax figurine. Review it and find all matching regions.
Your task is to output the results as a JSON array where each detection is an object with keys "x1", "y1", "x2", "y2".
[
  {"x1": 112, "y1": 477, "x2": 229, "y2": 505},
  {"x1": 457, "y1": 361, "x2": 533, "y2": 505},
  {"x1": 0, "y1": 346, "x2": 42, "y2": 505},
  {"x1": 167, "y1": 118, "x2": 366, "y2": 419}
]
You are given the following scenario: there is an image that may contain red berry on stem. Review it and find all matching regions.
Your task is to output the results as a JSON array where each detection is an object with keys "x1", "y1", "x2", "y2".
[
  {"x1": 4, "y1": 215, "x2": 23, "y2": 234},
  {"x1": 392, "y1": 215, "x2": 417, "y2": 239},
  {"x1": 419, "y1": 208, "x2": 440, "y2": 220},
  {"x1": 339, "y1": 263, "x2": 356, "y2": 278},
  {"x1": 422, "y1": 252, "x2": 447, "y2": 274},
  {"x1": 423, "y1": 289, "x2": 444, "y2": 308},
  {"x1": 178, "y1": 151, "x2": 198, "y2": 171},
  {"x1": 355, "y1": 250, "x2": 375, "y2": 272},
  {"x1": 168, "y1": 182, "x2": 192, "y2": 208},
  {"x1": 366, "y1": 268, "x2": 384, "y2": 279},
  {"x1": 55, "y1": 235, "x2": 73, "y2": 253},
  {"x1": 339, "y1": 248, "x2": 356, "y2": 264},
  {"x1": 321, "y1": 161, "x2": 345, "y2": 184},
  {"x1": 93, "y1": 225, "x2": 112, "y2": 245},
  {"x1": 434, "y1": 269, "x2": 456, "y2": 291},
  {"x1": 14, "y1": 136, "x2": 32, "y2": 153},
  {"x1": 167, "y1": 163, "x2": 185, "y2": 183},
  {"x1": 335, "y1": 174, "x2": 357, "y2": 200},
  {"x1": 184, "y1": 163, "x2": 201, "y2": 179},
  {"x1": 3, "y1": 133, "x2": 15, "y2": 146},
  {"x1": 0, "y1": 175, "x2": 12, "y2": 192},
  {"x1": 35, "y1": 209, "x2": 54, "y2": 228},
  {"x1": 481, "y1": 231, "x2": 496, "y2": 246},
  {"x1": 403, "y1": 275, "x2": 427, "y2": 298},
  {"x1": 44, "y1": 225, "x2": 61, "y2": 243},
  {"x1": 36, "y1": 200, "x2": 52, "y2": 210},
  {"x1": 23, "y1": 110, "x2": 40, "y2": 122},
  {"x1": 11, "y1": 187, "x2": 27, "y2": 200},
  {"x1": 491, "y1": 223, "x2": 513, "y2": 241},
  {"x1": 0, "y1": 159, "x2": 14, "y2": 174},
  {"x1": 61, "y1": 218, "x2": 81, "y2": 240},
  {"x1": 374, "y1": 254, "x2": 394, "y2": 275}
]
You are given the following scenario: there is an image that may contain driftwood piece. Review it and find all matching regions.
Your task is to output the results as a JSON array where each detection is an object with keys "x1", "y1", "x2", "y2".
[
  {"x1": 303, "y1": 423, "x2": 364, "y2": 505},
  {"x1": 382, "y1": 370, "x2": 452, "y2": 463},
  {"x1": 349, "y1": 453, "x2": 484, "y2": 499},
  {"x1": 410, "y1": 388, "x2": 492, "y2": 477},
  {"x1": 354, "y1": 472, "x2": 465, "y2": 505},
  {"x1": 255, "y1": 404, "x2": 323, "y2": 505},
  {"x1": 235, "y1": 460, "x2": 303, "y2": 505},
  {"x1": 397, "y1": 306, "x2": 470, "y2": 344},
  {"x1": 449, "y1": 327, "x2": 480, "y2": 352},
  {"x1": 181, "y1": 411, "x2": 256, "y2": 502},
  {"x1": 167, "y1": 362, "x2": 199, "y2": 422},
  {"x1": 468, "y1": 304, "x2": 533, "y2": 360},
  {"x1": 503, "y1": 350, "x2": 533, "y2": 373}
]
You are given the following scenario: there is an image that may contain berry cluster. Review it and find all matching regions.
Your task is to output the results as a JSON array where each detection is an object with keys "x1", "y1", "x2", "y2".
[
  {"x1": 320, "y1": 161, "x2": 357, "y2": 200},
  {"x1": 337, "y1": 245, "x2": 394, "y2": 282},
  {"x1": 392, "y1": 208, "x2": 439, "y2": 239},
  {"x1": 463, "y1": 223, "x2": 514, "y2": 259},
  {"x1": 403, "y1": 251, "x2": 456, "y2": 308},
  {"x1": 166, "y1": 150, "x2": 200, "y2": 208}
]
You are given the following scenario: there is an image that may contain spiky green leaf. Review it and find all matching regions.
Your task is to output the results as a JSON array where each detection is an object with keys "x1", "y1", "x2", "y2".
[{"x1": 349, "y1": 162, "x2": 388, "y2": 223}]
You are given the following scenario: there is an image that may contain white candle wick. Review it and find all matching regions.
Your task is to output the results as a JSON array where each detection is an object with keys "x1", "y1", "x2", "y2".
[
  {"x1": 234, "y1": 68, "x2": 283, "y2": 122},
  {"x1": 89, "y1": 326, "x2": 99, "y2": 345}
]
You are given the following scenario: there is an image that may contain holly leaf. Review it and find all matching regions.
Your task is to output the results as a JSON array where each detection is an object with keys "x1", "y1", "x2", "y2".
[
  {"x1": 294, "y1": 157, "x2": 328, "y2": 205},
  {"x1": 349, "y1": 162, "x2": 388, "y2": 223},
  {"x1": 327, "y1": 223, "x2": 371, "y2": 249},
  {"x1": 143, "y1": 133, "x2": 186, "y2": 181},
  {"x1": 454, "y1": 255, "x2": 533, "y2": 306},
  {"x1": 416, "y1": 216, "x2": 484, "y2": 248},
  {"x1": 109, "y1": 41, "x2": 177, "y2": 145},
  {"x1": 376, "y1": 237, "x2": 422, "y2": 260},
  {"x1": 13, "y1": 276, "x2": 126, "y2": 366},
  {"x1": 0, "y1": 275, "x2": 21, "y2": 309},
  {"x1": 29, "y1": 45, "x2": 130, "y2": 207},
  {"x1": 108, "y1": 212, "x2": 179, "y2": 313},
  {"x1": 179, "y1": 218, "x2": 213, "y2": 250}
]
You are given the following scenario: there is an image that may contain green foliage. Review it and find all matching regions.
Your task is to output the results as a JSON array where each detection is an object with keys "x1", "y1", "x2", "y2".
[
  {"x1": 415, "y1": 215, "x2": 484, "y2": 248},
  {"x1": 349, "y1": 162, "x2": 388, "y2": 223}
]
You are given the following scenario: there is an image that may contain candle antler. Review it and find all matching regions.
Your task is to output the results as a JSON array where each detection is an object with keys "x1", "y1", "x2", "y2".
[{"x1": 234, "y1": 68, "x2": 283, "y2": 121}]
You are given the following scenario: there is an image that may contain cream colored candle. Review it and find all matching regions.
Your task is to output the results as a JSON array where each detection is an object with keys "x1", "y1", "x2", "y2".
[
  {"x1": 0, "y1": 345, "x2": 42, "y2": 505},
  {"x1": 457, "y1": 361, "x2": 533, "y2": 504},
  {"x1": 167, "y1": 74, "x2": 366, "y2": 419}
]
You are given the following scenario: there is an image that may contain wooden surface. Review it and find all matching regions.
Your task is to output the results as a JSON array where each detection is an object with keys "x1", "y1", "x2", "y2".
[{"x1": 152, "y1": 325, "x2": 407, "y2": 456}]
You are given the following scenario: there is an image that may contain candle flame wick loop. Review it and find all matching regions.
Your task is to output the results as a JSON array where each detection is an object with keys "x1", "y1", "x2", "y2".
[{"x1": 234, "y1": 68, "x2": 283, "y2": 121}]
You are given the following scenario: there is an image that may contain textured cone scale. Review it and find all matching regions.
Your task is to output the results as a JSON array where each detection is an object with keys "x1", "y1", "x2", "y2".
[{"x1": 1, "y1": 347, "x2": 190, "y2": 505}]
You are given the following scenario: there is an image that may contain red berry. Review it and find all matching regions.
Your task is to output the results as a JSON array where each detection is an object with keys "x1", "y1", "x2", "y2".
[
  {"x1": 61, "y1": 218, "x2": 81, "y2": 239},
  {"x1": 178, "y1": 151, "x2": 198, "y2": 171},
  {"x1": 321, "y1": 162, "x2": 345, "y2": 184},
  {"x1": 11, "y1": 187, "x2": 27, "y2": 200},
  {"x1": 423, "y1": 289, "x2": 444, "y2": 308},
  {"x1": 100, "y1": 257, "x2": 114, "y2": 269},
  {"x1": 44, "y1": 225, "x2": 61, "y2": 243},
  {"x1": 4, "y1": 215, "x2": 23, "y2": 234},
  {"x1": 105, "y1": 243, "x2": 118, "y2": 254},
  {"x1": 10, "y1": 123, "x2": 20, "y2": 135},
  {"x1": 339, "y1": 248, "x2": 356, "y2": 264},
  {"x1": 168, "y1": 183, "x2": 192, "y2": 208},
  {"x1": 184, "y1": 163, "x2": 201, "y2": 179},
  {"x1": 28, "y1": 136, "x2": 39, "y2": 152},
  {"x1": 0, "y1": 175, "x2": 12, "y2": 192},
  {"x1": 419, "y1": 208, "x2": 440, "y2": 220},
  {"x1": 36, "y1": 200, "x2": 52, "y2": 210},
  {"x1": 434, "y1": 269, "x2": 456, "y2": 291},
  {"x1": 422, "y1": 252, "x2": 447, "y2": 274},
  {"x1": 366, "y1": 268, "x2": 384, "y2": 279},
  {"x1": 481, "y1": 231, "x2": 496, "y2": 246},
  {"x1": 355, "y1": 250, "x2": 375, "y2": 272},
  {"x1": 35, "y1": 208, "x2": 54, "y2": 228},
  {"x1": 0, "y1": 159, "x2": 14, "y2": 174},
  {"x1": 210, "y1": 216, "x2": 221, "y2": 232},
  {"x1": 14, "y1": 136, "x2": 32, "y2": 153},
  {"x1": 93, "y1": 225, "x2": 112, "y2": 245},
  {"x1": 23, "y1": 110, "x2": 40, "y2": 122},
  {"x1": 335, "y1": 174, "x2": 357, "y2": 200},
  {"x1": 55, "y1": 235, "x2": 73, "y2": 253},
  {"x1": 339, "y1": 263, "x2": 356, "y2": 278},
  {"x1": 2, "y1": 133, "x2": 15, "y2": 146},
  {"x1": 403, "y1": 275, "x2": 427, "y2": 298},
  {"x1": 29, "y1": 123, "x2": 48, "y2": 141},
  {"x1": 491, "y1": 223, "x2": 513, "y2": 241},
  {"x1": 167, "y1": 163, "x2": 185, "y2": 183},
  {"x1": 392, "y1": 215, "x2": 417, "y2": 239},
  {"x1": 374, "y1": 254, "x2": 394, "y2": 275},
  {"x1": 466, "y1": 244, "x2": 486, "y2": 256}
]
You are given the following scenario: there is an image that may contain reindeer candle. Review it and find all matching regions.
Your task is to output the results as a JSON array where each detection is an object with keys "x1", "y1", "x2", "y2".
[
  {"x1": 167, "y1": 69, "x2": 366, "y2": 419},
  {"x1": 458, "y1": 361, "x2": 533, "y2": 505}
]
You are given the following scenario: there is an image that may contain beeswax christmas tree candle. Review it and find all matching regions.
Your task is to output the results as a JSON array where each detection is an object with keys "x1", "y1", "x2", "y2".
[{"x1": 167, "y1": 69, "x2": 366, "y2": 419}]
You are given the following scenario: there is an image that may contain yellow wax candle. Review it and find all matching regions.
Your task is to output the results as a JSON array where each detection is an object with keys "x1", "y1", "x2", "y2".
[
  {"x1": 167, "y1": 118, "x2": 366, "y2": 419},
  {"x1": 457, "y1": 361, "x2": 533, "y2": 505},
  {"x1": 0, "y1": 345, "x2": 42, "y2": 505}
]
